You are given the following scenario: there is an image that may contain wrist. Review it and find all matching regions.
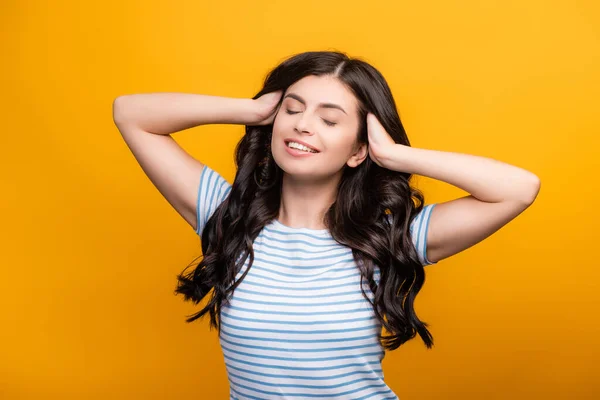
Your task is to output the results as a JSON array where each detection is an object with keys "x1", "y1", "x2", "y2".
[
  {"x1": 238, "y1": 98, "x2": 261, "y2": 125},
  {"x1": 382, "y1": 144, "x2": 412, "y2": 172}
]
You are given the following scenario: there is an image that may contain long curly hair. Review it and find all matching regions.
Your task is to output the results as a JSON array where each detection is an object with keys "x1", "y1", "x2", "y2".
[{"x1": 175, "y1": 50, "x2": 434, "y2": 351}]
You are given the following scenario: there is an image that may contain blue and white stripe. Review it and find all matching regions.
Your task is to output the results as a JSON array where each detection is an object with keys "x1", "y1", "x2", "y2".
[
  {"x1": 406, "y1": 203, "x2": 437, "y2": 266},
  {"x1": 194, "y1": 165, "x2": 437, "y2": 399},
  {"x1": 194, "y1": 164, "x2": 232, "y2": 236}
]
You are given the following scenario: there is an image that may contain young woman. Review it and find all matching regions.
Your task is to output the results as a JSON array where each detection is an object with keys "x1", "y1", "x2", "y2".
[{"x1": 113, "y1": 51, "x2": 540, "y2": 399}]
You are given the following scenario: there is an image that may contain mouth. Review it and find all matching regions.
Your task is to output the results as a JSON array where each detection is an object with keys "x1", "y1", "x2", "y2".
[{"x1": 283, "y1": 139, "x2": 320, "y2": 154}]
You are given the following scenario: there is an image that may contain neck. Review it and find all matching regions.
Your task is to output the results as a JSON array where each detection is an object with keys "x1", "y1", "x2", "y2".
[{"x1": 277, "y1": 171, "x2": 341, "y2": 230}]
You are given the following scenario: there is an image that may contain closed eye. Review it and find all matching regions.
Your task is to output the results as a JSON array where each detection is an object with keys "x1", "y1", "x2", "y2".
[{"x1": 285, "y1": 109, "x2": 337, "y2": 126}]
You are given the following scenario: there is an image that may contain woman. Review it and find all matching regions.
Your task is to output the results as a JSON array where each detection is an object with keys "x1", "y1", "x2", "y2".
[{"x1": 113, "y1": 51, "x2": 540, "y2": 399}]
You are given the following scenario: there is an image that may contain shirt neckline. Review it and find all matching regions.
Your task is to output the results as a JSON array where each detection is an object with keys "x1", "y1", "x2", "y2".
[{"x1": 271, "y1": 218, "x2": 331, "y2": 236}]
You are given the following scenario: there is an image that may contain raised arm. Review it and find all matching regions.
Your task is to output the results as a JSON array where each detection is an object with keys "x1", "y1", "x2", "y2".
[
  {"x1": 366, "y1": 113, "x2": 541, "y2": 264},
  {"x1": 111, "y1": 92, "x2": 279, "y2": 232}
]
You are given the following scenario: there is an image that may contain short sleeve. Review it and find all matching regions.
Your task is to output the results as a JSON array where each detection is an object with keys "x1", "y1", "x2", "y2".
[
  {"x1": 195, "y1": 165, "x2": 232, "y2": 237},
  {"x1": 409, "y1": 204, "x2": 437, "y2": 266}
]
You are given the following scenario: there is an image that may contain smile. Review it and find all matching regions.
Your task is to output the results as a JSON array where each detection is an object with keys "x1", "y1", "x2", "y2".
[
  {"x1": 286, "y1": 141, "x2": 319, "y2": 153},
  {"x1": 284, "y1": 140, "x2": 320, "y2": 157}
]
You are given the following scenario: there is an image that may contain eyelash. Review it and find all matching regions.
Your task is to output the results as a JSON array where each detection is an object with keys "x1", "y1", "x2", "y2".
[{"x1": 285, "y1": 109, "x2": 337, "y2": 126}]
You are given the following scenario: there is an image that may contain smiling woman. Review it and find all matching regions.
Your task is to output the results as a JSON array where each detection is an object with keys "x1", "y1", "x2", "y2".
[
  {"x1": 113, "y1": 50, "x2": 539, "y2": 400},
  {"x1": 171, "y1": 53, "x2": 439, "y2": 399}
]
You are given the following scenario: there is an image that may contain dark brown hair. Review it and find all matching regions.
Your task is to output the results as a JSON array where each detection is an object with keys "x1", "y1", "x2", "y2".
[{"x1": 175, "y1": 50, "x2": 434, "y2": 350}]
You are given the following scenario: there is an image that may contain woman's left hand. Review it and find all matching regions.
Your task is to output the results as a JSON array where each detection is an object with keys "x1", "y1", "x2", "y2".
[{"x1": 366, "y1": 113, "x2": 397, "y2": 168}]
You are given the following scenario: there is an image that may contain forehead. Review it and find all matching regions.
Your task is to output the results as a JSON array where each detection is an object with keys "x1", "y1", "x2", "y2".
[{"x1": 285, "y1": 75, "x2": 357, "y2": 110}]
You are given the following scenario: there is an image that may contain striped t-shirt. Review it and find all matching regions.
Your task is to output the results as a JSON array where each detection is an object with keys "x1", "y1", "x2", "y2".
[{"x1": 194, "y1": 165, "x2": 437, "y2": 400}]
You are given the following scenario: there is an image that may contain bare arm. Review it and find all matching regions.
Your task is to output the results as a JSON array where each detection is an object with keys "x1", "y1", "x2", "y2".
[
  {"x1": 385, "y1": 146, "x2": 540, "y2": 264},
  {"x1": 112, "y1": 93, "x2": 258, "y2": 135},
  {"x1": 112, "y1": 92, "x2": 272, "y2": 232},
  {"x1": 366, "y1": 113, "x2": 541, "y2": 264}
]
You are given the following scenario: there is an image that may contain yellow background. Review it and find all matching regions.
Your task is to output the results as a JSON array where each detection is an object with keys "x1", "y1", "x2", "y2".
[{"x1": 2, "y1": 0, "x2": 599, "y2": 398}]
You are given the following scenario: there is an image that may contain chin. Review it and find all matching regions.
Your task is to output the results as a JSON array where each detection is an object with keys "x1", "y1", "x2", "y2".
[{"x1": 272, "y1": 152, "x2": 310, "y2": 175}]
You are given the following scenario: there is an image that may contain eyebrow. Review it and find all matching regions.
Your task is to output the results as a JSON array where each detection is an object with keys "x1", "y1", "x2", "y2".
[{"x1": 283, "y1": 93, "x2": 347, "y2": 115}]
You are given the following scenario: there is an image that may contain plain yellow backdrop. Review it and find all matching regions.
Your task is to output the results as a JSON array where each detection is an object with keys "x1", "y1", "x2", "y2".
[{"x1": 2, "y1": 0, "x2": 599, "y2": 399}]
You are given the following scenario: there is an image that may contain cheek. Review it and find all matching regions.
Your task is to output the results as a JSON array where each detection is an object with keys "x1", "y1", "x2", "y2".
[
  {"x1": 271, "y1": 122, "x2": 284, "y2": 146},
  {"x1": 326, "y1": 133, "x2": 355, "y2": 155},
  {"x1": 271, "y1": 115, "x2": 286, "y2": 138}
]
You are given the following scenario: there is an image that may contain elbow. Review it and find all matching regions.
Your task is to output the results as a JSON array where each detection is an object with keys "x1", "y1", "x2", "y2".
[
  {"x1": 519, "y1": 173, "x2": 541, "y2": 206},
  {"x1": 112, "y1": 95, "x2": 132, "y2": 126}
]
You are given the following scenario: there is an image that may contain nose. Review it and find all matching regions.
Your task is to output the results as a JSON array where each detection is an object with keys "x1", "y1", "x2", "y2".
[{"x1": 294, "y1": 113, "x2": 315, "y2": 135}]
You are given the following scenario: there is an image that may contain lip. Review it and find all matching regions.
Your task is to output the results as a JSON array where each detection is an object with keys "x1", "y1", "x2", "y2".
[{"x1": 283, "y1": 138, "x2": 320, "y2": 153}]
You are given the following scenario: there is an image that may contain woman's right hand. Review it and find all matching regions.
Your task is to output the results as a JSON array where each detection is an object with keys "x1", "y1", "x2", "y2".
[{"x1": 250, "y1": 90, "x2": 283, "y2": 126}]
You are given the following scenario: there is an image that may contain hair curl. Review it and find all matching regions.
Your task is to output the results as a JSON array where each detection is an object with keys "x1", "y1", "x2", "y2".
[{"x1": 175, "y1": 50, "x2": 434, "y2": 350}]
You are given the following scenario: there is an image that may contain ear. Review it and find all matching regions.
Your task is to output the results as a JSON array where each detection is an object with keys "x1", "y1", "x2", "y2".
[{"x1": 346, "y1": 142, "x2": 368, "y2": 168}]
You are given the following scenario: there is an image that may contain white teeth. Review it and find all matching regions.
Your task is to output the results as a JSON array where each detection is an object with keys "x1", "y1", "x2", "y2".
[{"x1": 287, "y1": 141, "x2": 317, "y2": 153}]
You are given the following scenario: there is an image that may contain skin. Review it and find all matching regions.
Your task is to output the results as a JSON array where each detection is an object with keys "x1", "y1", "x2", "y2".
[{"x1": 270, "y1": 75, "x2": 368, "y2": 231}]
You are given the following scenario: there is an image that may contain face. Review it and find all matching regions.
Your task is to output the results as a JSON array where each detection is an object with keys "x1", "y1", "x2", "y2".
[{"x1": 271, "y1": 75, "x2": 368, "y2": 180}]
